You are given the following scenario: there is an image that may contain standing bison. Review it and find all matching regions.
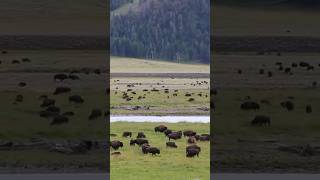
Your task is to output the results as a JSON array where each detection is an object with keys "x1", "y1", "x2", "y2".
[
  {"x1": 154, "y1": 125, "x2": 167, "y2": 132},
  {"x1": 110, "y1": 140, "x2": 123, "y2": 150},
  {"x1": 251, "y1": 115, "x2": 271, "y2": 126},
  {"x1": 241, "y1": 101, "x2": 260, "y2": 111}
]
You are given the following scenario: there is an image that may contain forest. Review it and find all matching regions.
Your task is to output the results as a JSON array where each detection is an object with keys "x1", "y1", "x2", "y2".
[{"x1": 110, "y1": 0, "x2": 210, "y2": 63}]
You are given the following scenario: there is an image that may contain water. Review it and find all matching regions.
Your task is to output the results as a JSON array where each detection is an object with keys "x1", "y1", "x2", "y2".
[{"x1": 110, "y1": 116, "x2": 210, "y2": 123}]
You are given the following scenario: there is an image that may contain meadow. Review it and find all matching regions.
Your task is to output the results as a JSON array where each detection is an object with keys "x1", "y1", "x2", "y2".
[{"x1": 110, "y1": 122, "x2": 210, "y2": 180}]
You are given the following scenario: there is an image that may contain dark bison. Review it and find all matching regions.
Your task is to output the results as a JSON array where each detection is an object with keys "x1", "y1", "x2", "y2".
[
  {"x1": 154, "y1": 125, "x2": 167, "y2": 132},
  {"x1": 130, "y1": 139, "x2": 148, "y2": 146},
  {"x1": 110, "y1": 140, "x2": 123, "y2": 150},
  {"x1": 141, "y1": 144, "x2": 150, "y2": 154},
  {"x1": 18, "y1": 82, "x2": 27, "y2": 87},
  {"x1": 54, "y1": 74, "x2": 68, "y2": 81},
  {"x1": 187, "y1": 137, "x2": 196, "y2": 144},
  {"x1": 146, "y1": 147, "x2": 160, "y2": 156},
  {"x1": 168, "y1": 131, "x2": 182, "y2": 141},
  {"x1": 163, "y1": 129, "x2": 172, "y2": 137},
  {"x1": 281, "y1": 100, "x2": 294, "y2": 111},
  {"x1": 50, "y1": 115, "x2": 69, "y2": 125},
  {"x1": 186, "y1": 145, "x2": 201, "y2": 153},
  {"x1": 21, "y1": 58, "x2": 31, "y2": 62},
  {"x1": 15, "y1": 94, "x2": 23, "y2": 102},
  {"x1": 94, "y1": 69, "x2": 101, "y2": 75},
  {"x1": 69, "y1": 95, "x2": 84, "y2": 103},
  {"x1": 12, "y1": 60, "x2": 20, "y2": 64},
  {"x1": 53, "y1": 87, "x2": 71, "y2": 95},
  {"x1": 194, "y1": 135, "x2": 201, "y2": 141},
  {"x1": 306, "y1": 105, "x2": 312, "y2": 113},
  {"x1": 41, "y1": 98, "x2": 55, "y2": 108},
  {"x1": 88, "y1": 109, "x2": 102, "y2": 120},
  {"x1": 166, "y1": 142, "x2": 177, "y2": 148},
  {"x1": 199, "y1": 135, "x2": 210, "y2": 141},
  {"x1": 122, "y1": 131, "x2": 132, "y2": 138},
  {"x1": 183, "y1": 130, "x2": 196, "y2": 137},
  {"x1": 186, "y1": 148, "x2": 200, "y2": 157},
  {"x1": 251, "y1": 115, "x2": 271, "y2": 126},
  {"x1": 268, "y1": 71, "x2": 273, "y2": 77},
  {"x1": 240, "y1": 101, "x2": 260, "y2": 111},
  {"x1": 46, "y1": 106, "x2": 60, "y2": 113},
  {"x1": 137, "y1": 132, "x2": 146, "y2": 138}
]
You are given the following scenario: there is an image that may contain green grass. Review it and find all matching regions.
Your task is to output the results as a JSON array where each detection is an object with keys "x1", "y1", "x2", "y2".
[
  {"x1": 110, "y1": 122, "x2": 210, "y2": 180},
  {"x1": 111, "y1": 56, "x2": 210, "y2": 73}
]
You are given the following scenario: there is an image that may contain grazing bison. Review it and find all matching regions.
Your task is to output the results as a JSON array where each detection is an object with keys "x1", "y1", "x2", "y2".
[
  {"x1": 299, "y1": 62, "x2": 309, "y2": 67},
  {"x1": 41, "y1": 98, "x2": 55, "y2": 107},
  {"x1": 18, "y1": 82, "x2": 26, "y2": 87},
  {"x1": 183, "y1": 130, "x2": 196, "y2": 137},
  {"x1": 15, "y1": 94, "x2": 23, "y2": 102},
  {"x1": 110, "y1": 140, "x2": 123, "y2": 150},
  {"x1": 281, "y1": 100, "x2": 294, "y2": 111},
  {"x1": 154, "y1": 125, "x2": 167, "y2": 132},
  {"x1": 268, "y1": 71, "x2": 273, "y2": 77},
  {"x1": 141, "y1": 144, "x2": 150, "y2": 154},
  {"x1": 306, "y1": 105, "x2": 312, "y2": 113},
  {"x1": 146, "y1": 147, "x2": 160, "y2": 156},
  {"x1": 163, "y1": 129, "x2": 172, "y2": 137},
  {"x1": 21, "y1": 58, "x2": 31, "y2": 62},
  {"x1": 187, "y1": 137, "x2": 196, "y2": 144},
  {"x1": 69, "y1": 95, "x2": 84, "y2": 103},
  {"x1": 240, "y1": 101, "x2": 260, "y2": 111},
  {"x1": 168, "y1": 131, "x2": 182, "y2": 141},
  {"x1": 53, "y1": 87, "x2": 71, "y2": 95},
  {"x1": 186, "y1": 148, "x2": 200, "y2": 158},
  {"x1": 54, "y1": 74, "x2": 68, "y2": 81},
  {"x1": 46, "y1": 106, "x2": 60, "y2": 113},
  {"x1": 186, "y1": 145, "x2": 201, "y2": 152},
  {"x1": 94, "y1": 69, "x2": 101, "y2": 75},
  {"x1": 122, "y1": 131, "x2": 132, "y2": 138},
  {"x1": 50, "y1": 115, "x2": 69, "y2": 125},
  {"x1": 194, "y1": 135, "x2": 200, "y2": 141},
  {"x1": 88, "y1": 109, "x2": 102, "y2": 120},
  {"x1": 166, "y1": 142, "x2": 177, "y2": 148},
  {"x1": 137, "y1": 132, "x2": 146, "y2": 138},
  {"x1": 12, "y1": 60, "x2": 20, "y2": 64},
  {"x1": 130, "y1": 139, "x2": 148, "y2": 146},
  {"x1": 251, "y1": 115, "x2": 271, "y2": 126}
]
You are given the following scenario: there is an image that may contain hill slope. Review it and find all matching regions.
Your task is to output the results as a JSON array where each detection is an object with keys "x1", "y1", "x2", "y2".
[{"x1": 111, "y1": 0, "x2": 210, "y2": 63}]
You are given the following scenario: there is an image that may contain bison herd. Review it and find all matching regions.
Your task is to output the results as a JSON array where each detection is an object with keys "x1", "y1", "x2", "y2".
[
  {"x1": 2, "y1": 51, "x2": 106, "y2": 126},
  {"x1": 110, "y1": 125, "x2": 210, "y2": 158}
]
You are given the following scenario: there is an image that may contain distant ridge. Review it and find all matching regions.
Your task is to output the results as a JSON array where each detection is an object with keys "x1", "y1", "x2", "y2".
[{"x1": 215, "y1": 0, "x2": 320, "y2": 8}]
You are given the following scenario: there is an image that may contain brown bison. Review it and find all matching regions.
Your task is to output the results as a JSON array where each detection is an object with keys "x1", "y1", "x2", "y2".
[
  {"x1": 137, "y1": 132, "x2": 146, "y2": 138},
  {"x1": 146, "y1": 147, "x2": 160, "y2": 156},
  {"x1": 53, "y1": 87, "x2": 71, "y2": 95},
  {"x1": 186, "y1": 148, "x2": 200, "y2": 157},
  {"x1": 251, "y1": 115, "x2": 271, "y2": 126},
  {"x1": 154, "y1": 125, "x2": 167, "y2": 132},
  {"x1": 168, "y1": 131, "x2": 182, "y2": 141},
  {"x1": 69, "y1": 95, "x2": 84, "y2": 103},
  {"x1": 183, "y1": 130, "x2": 196, "y2": 137},
  {"x1": 130, "y1": 139, "x2": 148, "y2": 146},
  {"x1": 122, "y1": 131, "x2": 132, "y2": 138},
  {"x1": 41, "y1": 98, "x2": 55, "y2": 108},
  {"x1": 166, "y1": 142, "x2": 177, "y2": 148},
  {"x1": 141, "y1": 143, "x2": 150, "y2": 154},
  {"x1": 50, "y1": 115, "x2": 69, "y2": 125},
  {"x1": 163, "y1": 129, "x2": 172, "y2": 137},
  {"x1": 306, "y1": 105, "x2": 312, "y2": 113},
  {"x1": 240, "y1": 101, "x2": 260, "y2": 111},
  {"x1": 110, "y1": 140, "x2": 123, "y2": 150},
  {"x1": 187, "y1": 137, "x2": 196, "y2": 144}
]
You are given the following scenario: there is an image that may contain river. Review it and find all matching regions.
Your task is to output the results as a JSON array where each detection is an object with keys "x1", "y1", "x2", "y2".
[{"x1": 110, "y1": 116, "x2": 210, "y2": 123}]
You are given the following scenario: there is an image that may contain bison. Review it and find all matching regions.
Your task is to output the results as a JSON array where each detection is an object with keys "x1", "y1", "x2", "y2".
[
  {"x1": 251, "y1": 115, "x2": 271, "y2": 126},
  {"x1": 53, "y1": 87, "x2": 71, "y2": 95},
  {"x1": 122, "y1": 131, "x2": 132, "y2": 138},
  {"x1": 88, "y1": 109, "x2": 102, "y2": 120},
  {"x1": 130, "y1": 139, "x2": 148, "y2": 146},
  {"x1": 166, "y1": 142, "x2": 177, "y2": 148},
  {"x1": 69, "y1": 95, "x2": 84, "y2": 104},
  {"x1": 168, "y1": 131, "x2": 182, "y2": 141},
  {"x1": 41, "y1": 98, "x2": 55, "y2": 107},
  {"x1": 54, "y1": 74, "x2": 68, "y2": 81},
  {"x1": 280, "y1": 100, "x2": 294, "y2": 111},
  {"x1": 137, "y1": 132, "x2": 146, "y2": 138},
  {"x1": 146, "y1": 147, "x2": 160, "y2": 156},
  {"x1": 50, "y1": 115, "x2": 69, "y2": 125},
  {"x1": 240, "y1": 101, "x2": 260, "y2": 111},
  {"x1": 163, "y1": 129, "x2": 172, "y2": 137},
  {"x1": 110, "y1": 140, "x2": 123, "y2": 150},
  {"x1": 186, "y1": 148, "x2": 200, "y2": 158},
  {"x1": 306, "y1": 105, "x2": 312, "y2": 113},
  {"x1": 154, "y1": 125, "x2": 167, "y2": 132},
  {"x1": 183, "y1": 130, "x2": 196, "y2": 137}
]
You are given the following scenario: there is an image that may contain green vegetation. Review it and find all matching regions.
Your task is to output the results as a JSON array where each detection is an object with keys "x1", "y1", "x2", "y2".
[{"x1": 110, "y1": 122, "x2": 210, "y2": 180}]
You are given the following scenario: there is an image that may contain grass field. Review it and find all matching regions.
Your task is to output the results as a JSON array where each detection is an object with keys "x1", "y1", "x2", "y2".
[
  {"x1": 110, "y1": 122, "x2": 210, "y2": 180},
  {"x1": 110, "y1": 57, "x2": 210, "y2": 116},
  {"x1": 0, "y1": 50, "x2": 107, "y2": 172},
  {"x1": 213, "y1": 52, "x2": 320, "y2": 172}
]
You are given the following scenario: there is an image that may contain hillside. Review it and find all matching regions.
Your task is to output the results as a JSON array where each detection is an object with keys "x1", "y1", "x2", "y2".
[{"x1": 110, "y1": 0, "x2": 210, "y2": 63}]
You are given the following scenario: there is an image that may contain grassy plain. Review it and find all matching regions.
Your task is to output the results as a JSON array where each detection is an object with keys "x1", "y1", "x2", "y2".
[{"x1": 110, "y1": 122, "x2": 210, "y2": 180}]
